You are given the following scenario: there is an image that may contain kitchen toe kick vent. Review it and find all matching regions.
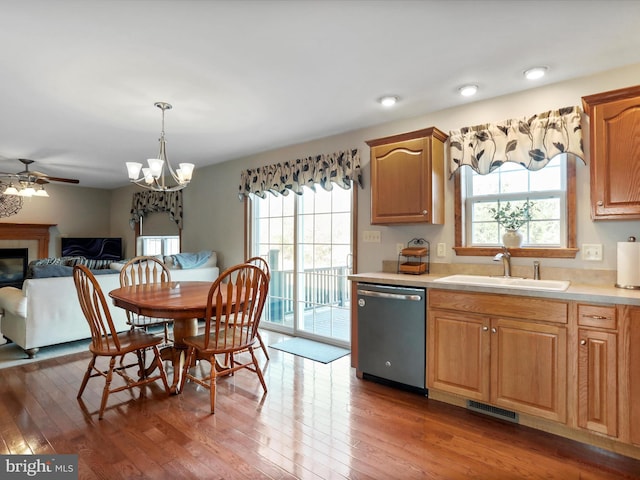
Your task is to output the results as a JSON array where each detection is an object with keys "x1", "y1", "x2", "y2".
[{"x1": 467, "y1": 400, "x2": 519, "y2": 423}]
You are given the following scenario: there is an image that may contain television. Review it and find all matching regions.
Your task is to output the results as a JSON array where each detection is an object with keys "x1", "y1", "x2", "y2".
[{"x1": 61, "y1": 237, "x2": 122, "y2": 260}]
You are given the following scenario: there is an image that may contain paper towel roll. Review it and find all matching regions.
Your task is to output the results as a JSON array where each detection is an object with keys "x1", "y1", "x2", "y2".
[{"x1": 616, "y1": 241, "x2": 640, "y2": 289}]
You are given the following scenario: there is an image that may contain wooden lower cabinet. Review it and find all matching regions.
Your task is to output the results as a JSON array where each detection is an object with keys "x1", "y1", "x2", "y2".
[
  {"x1": 577, "y1": 328, "x2": 618, "y2": 437},
  {"x1": 628, "y1": 307, "x2": 640, "y2": 446},
  {"x1": 428, "y1": 299, "x2": 567, "y2": 423},
  {"x1": 491, "y1": 318, "x2": 567, "y2": 423},
  {"x1": 428, "y1": 309, "x2": 489, "y2": 400}
]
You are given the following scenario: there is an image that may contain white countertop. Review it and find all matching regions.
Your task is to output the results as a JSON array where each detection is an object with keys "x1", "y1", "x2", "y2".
[{"x1": 349, "y1": 272, "x2": 640, "y2": 306}]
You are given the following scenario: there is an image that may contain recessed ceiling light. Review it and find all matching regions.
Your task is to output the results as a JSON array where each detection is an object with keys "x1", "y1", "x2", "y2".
[
  {"x1": 378, "y1": 95, "x2": 399, "y2": 107},
  {"x1": 458, "y1": 84, "x2": 478, "y2": 97},
  {"x1": 524, "y1": 66, "x2": 548, "y2": 80}
]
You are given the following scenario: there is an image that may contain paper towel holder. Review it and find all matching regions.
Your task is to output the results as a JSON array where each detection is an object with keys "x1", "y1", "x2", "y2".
[{"x1": 615, "y1": 236, "x2": 640, "y2": 290}]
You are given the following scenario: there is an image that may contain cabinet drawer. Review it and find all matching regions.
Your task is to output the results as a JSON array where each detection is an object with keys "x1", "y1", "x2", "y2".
[
  {"x1": 428, "y1": 290, "x2": 568, "y2": 324},
  {"x1": 578, "y1": 304, "x2": 616, "y2": 329}
]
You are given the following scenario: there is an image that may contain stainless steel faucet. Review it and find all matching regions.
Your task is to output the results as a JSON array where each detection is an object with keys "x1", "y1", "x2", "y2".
[
  {"x1": 493, "y1": 246, "x2": 512, "y2": 277},
  {"x1": 533, "y1": 260, "x2": 540, "y2": 280}
]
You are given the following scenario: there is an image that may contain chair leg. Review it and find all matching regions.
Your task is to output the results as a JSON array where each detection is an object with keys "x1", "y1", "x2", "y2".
[
  {"x1": 251, "y1": 347, "x2": 268, "y2": 393},
  {"x1": 136, "y1": 349, "x2": 146, "y2": 378},
  {"x1": 178, "y1": 347, "x2": 195, "y2": 393},
  {"x1": 256, "y1": 331, "x2": 270, "y2": 360},
  {"x1": 209, "y1": 354, "x2": 218, "y2": 414},
  {"x1": 98, "y1": 357, "x2": 117, "y2": 420},
  {"x1": 77, "y1": 354, "x2": 97, "y2": 398},
  {"x1": 151, "y1": 345, "x2": 170, "y2": 394}
]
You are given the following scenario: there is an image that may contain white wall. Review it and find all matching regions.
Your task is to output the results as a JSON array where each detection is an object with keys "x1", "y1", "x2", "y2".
[{"x1": 108, "y1": 63, "x2": 640, "y2": 274}]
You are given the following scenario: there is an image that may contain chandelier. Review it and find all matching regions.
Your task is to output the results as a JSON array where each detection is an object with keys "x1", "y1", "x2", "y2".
[{"x1": 126, "y1": 102, "x2": 195, "y2": 192}]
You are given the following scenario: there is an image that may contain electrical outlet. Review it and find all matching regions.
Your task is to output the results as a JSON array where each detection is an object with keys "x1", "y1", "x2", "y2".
[
  {"x1": 363, "y1": 230, "x2": 381, "y2": 243},
  {"x1": 437, "y1": 243, "x2": 446, "y2": 257},
  {"x1": 396, "y1": 243, "x2": 405, "y2": 254},
  {"x1": 582, "y1": 243, "x2": 603, "y2": 261}
]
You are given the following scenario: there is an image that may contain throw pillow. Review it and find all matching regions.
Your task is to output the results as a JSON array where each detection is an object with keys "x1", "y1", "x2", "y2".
[
  {"x1": 31, "y1": 265, "x2": 74, "y2": 278},
  {"x1": 0, "y1": 286, "x2": 27, "y2": 317}
]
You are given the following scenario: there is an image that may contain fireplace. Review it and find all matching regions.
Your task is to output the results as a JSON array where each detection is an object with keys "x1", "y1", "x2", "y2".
[{"x1": 0, "y1": 248, "x2": 28, "y2": 288}]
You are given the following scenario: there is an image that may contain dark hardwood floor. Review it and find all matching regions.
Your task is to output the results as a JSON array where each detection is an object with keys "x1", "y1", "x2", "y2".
[{"x1": 1, "y1": 330, "x2": 639, "y2": 479}]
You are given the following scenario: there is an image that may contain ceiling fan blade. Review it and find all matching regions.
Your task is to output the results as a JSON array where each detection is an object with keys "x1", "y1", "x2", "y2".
[
  {"x1": 10, "y1": 158, "x2": 80, "y2": 184},
  {"x1": 42, "y1": 176, "x2": 80, "y2": 184}
]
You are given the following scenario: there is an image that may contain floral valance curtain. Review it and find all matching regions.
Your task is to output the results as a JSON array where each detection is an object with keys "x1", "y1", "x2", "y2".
[
  {"x1": 448, "y1": 106, "x2": 585, "y2": 176},
  {"x1": 129, "y1": 190, "x2": 183, "y2": 229},
  {"x1": 238, "y1": 148, "x2": 362, "y2": 199}
]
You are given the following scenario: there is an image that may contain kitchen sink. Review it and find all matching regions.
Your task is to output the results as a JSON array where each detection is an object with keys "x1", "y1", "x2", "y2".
[{"x1": 432, "y1": 274, "x2": 570, "y2": 292}]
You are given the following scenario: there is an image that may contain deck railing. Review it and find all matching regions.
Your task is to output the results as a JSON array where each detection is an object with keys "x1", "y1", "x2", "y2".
[{"x1": 267, "y1": 266, "x2": 349, "y2": 318}]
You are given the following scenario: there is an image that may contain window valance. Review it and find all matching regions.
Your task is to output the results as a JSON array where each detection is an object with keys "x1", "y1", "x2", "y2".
[
  {"x1": 129, "y1": 190, "x2": 183, "y2": 229},
  {"x1": 448, "y1": 106, "x2": 585, "y2": 176},
  {"x1": 238, "y1": 148, "x2": 362, "y2": 199}
]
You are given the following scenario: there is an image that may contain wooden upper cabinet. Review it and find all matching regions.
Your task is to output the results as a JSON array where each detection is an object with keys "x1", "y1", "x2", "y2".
[
  {"x1": 366, "y1": 127, "x2": 448, "y2": 224},
  {"x1": 582, "y1": 85, "x2": 640, "y2": 220}
]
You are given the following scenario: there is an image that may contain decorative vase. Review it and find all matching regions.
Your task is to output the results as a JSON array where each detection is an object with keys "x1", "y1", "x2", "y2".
[{"x1": 502, "y1": 229, "x2": 523, "y2": 248}]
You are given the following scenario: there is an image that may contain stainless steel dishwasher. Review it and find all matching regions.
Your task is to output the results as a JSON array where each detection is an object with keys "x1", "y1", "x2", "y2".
[{"x1": 357, "y1": 283, "x2": 426, "y2": 392}]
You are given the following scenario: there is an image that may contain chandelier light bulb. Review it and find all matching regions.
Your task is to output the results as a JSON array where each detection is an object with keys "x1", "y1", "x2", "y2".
[
  {"x1": 178, "y1": 163, "x2": 195, "y2": 182},
  {"x1": 126, "y1": 162, "x2": 142, "y2": 180},
  {"x1": 147, "y1": 158, "x2": 164, "y2": 178}
]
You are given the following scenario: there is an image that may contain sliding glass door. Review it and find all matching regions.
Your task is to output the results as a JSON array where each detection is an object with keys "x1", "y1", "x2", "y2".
[{"x1": 251, "y1": 187, "x2": 353, "y2": 347}]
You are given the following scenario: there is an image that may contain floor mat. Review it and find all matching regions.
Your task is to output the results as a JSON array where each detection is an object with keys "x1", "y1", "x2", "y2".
[{"x1": 270, "y1": 337, "x2": 350, "y2": 364}]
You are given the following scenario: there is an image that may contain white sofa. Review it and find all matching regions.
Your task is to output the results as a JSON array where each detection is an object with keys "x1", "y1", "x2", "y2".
[{"x1": 0, "y1": 255, "x2": 219, "y2": 358}]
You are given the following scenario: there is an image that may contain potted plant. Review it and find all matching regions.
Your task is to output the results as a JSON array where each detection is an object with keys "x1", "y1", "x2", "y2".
[{"x1": 489, "y1": 201, "x2": 535, "y2": 247}]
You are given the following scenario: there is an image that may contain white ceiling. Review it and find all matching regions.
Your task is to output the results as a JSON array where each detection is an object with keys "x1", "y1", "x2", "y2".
[{"x1": 1, "y1": 0, "x2": 639, "y2": 189}]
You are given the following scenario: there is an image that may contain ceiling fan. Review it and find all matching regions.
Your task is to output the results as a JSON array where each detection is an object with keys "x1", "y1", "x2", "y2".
[{"x1": 0, "y1": 158, "x2": 79, "y2": 197}]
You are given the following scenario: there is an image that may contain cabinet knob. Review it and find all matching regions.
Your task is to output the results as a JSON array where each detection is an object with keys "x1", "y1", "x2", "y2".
[
  {"x1": 491, "y1": 327, "x2": 497, "y2": 333},
  {"x1": 422, "y1": 210, "x2": 428, "y2": 215},
  {"x1": 580, "y1": 339, "x2": 587, "y2": 345},
  {"x1": 482, "y1": 326, "x2": 489, "y2": 331},
  {"x1": 597, "y1": 200, "x2": 604, "y2": 206}
]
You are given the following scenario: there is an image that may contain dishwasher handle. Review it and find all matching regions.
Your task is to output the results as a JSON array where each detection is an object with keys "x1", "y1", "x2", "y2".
[{"x1": 357, "y1": 289, "x2": 422, "y2": 301}]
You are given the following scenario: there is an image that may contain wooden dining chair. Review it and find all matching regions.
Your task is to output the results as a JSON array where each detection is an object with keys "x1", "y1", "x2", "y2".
[
  {"x1": 180, "y1": 263, "x2": 269, "y2": 413},
  {"x1": 73, "y1": 264, "x2": 170, "y2": 420},
  {"x1": 246, "y1": 256, "x2": 271, "y2": 359},
  {"x1": 119, "y1": 256, "x2": 173, "y2": 345}
]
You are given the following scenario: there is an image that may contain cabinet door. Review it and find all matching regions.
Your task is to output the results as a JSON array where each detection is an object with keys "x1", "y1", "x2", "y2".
[
  {"x1": 629, "y1": 308, "x2": 640, "y2": 446},
  {"x1": 578, "y1": 329, "x2": 618, "y2": 437},
  {"x1": 583, "y1": 87, "x2": 640, "y2": 219},
  {"x1": 428, "y1": 309, "x2": 489, "y2": 400},
  {"x1": 490, "y1": 318, "x2": 567, "y2": 422},
  {"x1": 367, "y1": 128, "x2": 446, "y2": 225}
]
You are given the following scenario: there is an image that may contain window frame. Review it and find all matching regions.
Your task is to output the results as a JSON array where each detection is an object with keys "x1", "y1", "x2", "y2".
[
  {"x1": 136, "y1": 235, "x2": 181, "y2": 257},
  {"x1": 453, "y1": 156, "x2": 578, "y2": 259}
]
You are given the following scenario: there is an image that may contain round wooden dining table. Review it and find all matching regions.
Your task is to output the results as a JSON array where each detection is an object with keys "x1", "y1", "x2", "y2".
[{"x1": 109, "y1": 281, "x2": 214, "y2": 394}]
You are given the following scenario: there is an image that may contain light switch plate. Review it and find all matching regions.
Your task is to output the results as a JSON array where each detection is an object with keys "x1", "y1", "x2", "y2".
[
  {"x1": 582, "y1": 243, "x2": 603, "y2": 261},
  {"x1": 363, "y1": 230, "x2": 381, "y2": 243}
]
